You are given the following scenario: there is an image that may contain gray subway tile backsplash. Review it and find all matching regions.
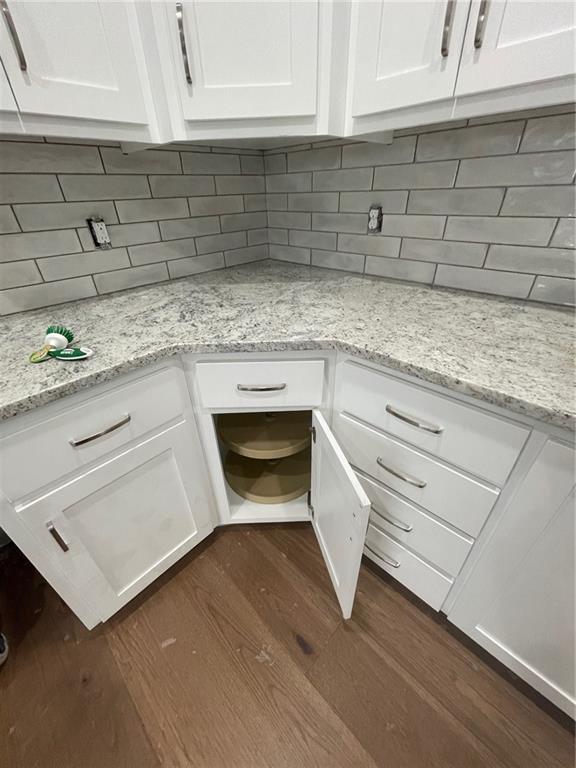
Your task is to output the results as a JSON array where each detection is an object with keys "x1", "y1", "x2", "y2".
[
  {"x1": 1, "y1": 104, "x2": 574, "y2": 314},
  {"x1": 551, "y1": 218, "x2": 576, "y2": 249},
  {"x1": 416, "y1": 122, "x2": 523, "y2": 161},
  {"x1": 0, "y1": 174, "x2": 63, "y2": 204},
  {"x1": 13, "y1": 201, "x2": 118, "y2": 231},
  {"x1": 59, "y1": 174, "x2": 151, "y2": 201},
  {"x1": 456, "y1": 151, "x2": 576, "y2": 187},
  {"x1": 0, "y1": 206, "x2": 20, "y2": 233},
  {"x1": 116, "y1": 198, "x2": 189, "y2": 224},
  {"x1": 159, "y1": 216, "x2": 220, "y2": 241}
]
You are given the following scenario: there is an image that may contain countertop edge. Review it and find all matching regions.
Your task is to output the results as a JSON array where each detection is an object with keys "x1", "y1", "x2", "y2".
[{"x1": 1, "y1": 338, "x2": 573, "y2": 433}]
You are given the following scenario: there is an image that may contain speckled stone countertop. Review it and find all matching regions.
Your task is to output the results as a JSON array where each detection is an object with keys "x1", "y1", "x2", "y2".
[{"x1": 0, "y1": 261, "x2": 574, "y2": 430}]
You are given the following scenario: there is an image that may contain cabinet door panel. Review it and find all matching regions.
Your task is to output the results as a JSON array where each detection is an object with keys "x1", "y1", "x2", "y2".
[
  {"x1": 0, "y1": 1, "x2": 149, "y2": 123},
  {"x1": 448, "y1": 439, "x2": 575, "y2": 716},
  {"x1": 350, "y1": 0, "x2": 470, "y2": 116},
  {"x1": 0, "y1": 59, "x2": 17, "y2": 113},
  {"x1": 456, "y1": 0, "x2": 576, "y2": 95},
  {"x1": 311, "y1": 410, "x2": 370, "y2": 619},
  {"x1": 168, "y1": 1, "x2": 318, "y2": 120},
  {"x1": 18, "y1": 422, "x2": 214, "y2": 624}
]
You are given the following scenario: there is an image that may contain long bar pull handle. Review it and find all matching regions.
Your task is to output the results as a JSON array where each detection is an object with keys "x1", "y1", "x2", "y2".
[
  {"x1": 371, "y1": 505, "x2": 413, "y2": 533},
  {"x1": 176, "y1": 2, "x2": 193, "y2": 85},
  {"x1": 69, "y1": 414, "x2": 131, "y2": 448},
  {"x1": 376, "y1": 457, "x2": 427, "y2": 489},
  {"x1": 386, "y1": 404, "x2": 444, "y2": 434},
  {"x1": 474, "y1": 0, "x2": 489, "y2": 49},
  {"x1": 1, "y1": 0, "x2": 27, "y2": 72},
  {"x1": 365, "y1": 543, "x2": 400, "y2": 568},
  {"x1": 441, "y1": 0, "x2": 456, "y2": 57},
  {"x1": 237, "y1": 383, "x2": 287, "y2": 392},
  {"x1": 47, "y1": 523, "x2": 69, "y2": 553}
]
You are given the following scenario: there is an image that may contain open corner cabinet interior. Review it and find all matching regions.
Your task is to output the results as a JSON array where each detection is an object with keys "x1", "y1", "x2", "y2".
[{"x1": 213, "y1": 405, "x2": 371, "y2": 620}]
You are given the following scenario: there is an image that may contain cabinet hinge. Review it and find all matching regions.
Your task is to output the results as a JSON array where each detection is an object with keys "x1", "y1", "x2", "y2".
[
  {"x1": 309, "y1": 425, "x2": 316, "y2": 443},
  {"x1": 307, "y1": 489, "x2": 314, "y2": 519}
]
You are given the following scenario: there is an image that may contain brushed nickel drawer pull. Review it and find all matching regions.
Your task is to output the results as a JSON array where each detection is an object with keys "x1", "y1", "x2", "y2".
[
  {"x1": 371, "y1": 504, "x2": 413, "y2": 533},
  {"x1": 376, "y1": 457, "x2": 427, "y2": 489},
  {"x1": 441, "y1": 0, "x2": 455, "y2": 57},
  {"x1": 237, "y1": 383, "x2": 287, "y2": 392},
  {"x1": 365, "y1": 543, "x2": 400, "y2": 568},
  {"x1": 69, "y1": 414, "x2": 131, "y2": 448},
  {"x1": 386, "y1": 404, "x2": 443, "y2": 434},
  {"x1": 176, "y1": 2, "x2": 193, "y2": 85},
  {"x1": 47, "y1": 522, "x2": 69, "y2": 553},
  {"x1": 1, "y1": 0, "x2": 27, "y2": 71},
  {"x1": 474, "y1": 0, "x2": 489, "y2": 49}
]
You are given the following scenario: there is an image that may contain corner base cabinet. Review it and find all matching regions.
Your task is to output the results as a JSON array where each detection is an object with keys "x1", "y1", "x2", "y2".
[{"x1": 1, "y1": 352, "x2": 574, "y2": 719}]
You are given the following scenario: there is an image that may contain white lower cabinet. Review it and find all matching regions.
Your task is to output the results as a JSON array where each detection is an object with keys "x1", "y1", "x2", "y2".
[
  {"x1": 1, "y1": 353, "x2": 574, "y2": 717},
  {"x1": 17, "y1": 421, "x2": 214, "y2": 624},
  {"x1": 448, "y1": 438, "x2": 576, "y2": 717}
]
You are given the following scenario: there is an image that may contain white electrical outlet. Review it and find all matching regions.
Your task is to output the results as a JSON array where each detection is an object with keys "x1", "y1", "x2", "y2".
[
  {"x1": 367, "y1": 205, "x2": 383, "y2": 233},
  {"x1": 87, "y1": 217, "x2": 112, "y2": 249}
]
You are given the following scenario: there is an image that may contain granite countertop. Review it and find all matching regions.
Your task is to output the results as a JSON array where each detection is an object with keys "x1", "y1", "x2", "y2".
[{"x1": 0, "y1": 261, "x2": 574, "y2": 430}]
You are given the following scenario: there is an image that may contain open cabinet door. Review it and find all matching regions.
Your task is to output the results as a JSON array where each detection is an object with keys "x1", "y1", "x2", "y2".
[{"x1": 310, "y1": 411, "x2": 370, "y2": 619}]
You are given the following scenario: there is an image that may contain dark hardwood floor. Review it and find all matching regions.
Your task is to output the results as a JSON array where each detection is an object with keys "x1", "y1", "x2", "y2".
[{"x1": 0, "y1": 524, "x2": 573, "y2": 768}]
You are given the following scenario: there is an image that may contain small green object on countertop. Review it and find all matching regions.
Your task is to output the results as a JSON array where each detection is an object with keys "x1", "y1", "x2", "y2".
[
  {"x1": 48, "y1": 347, "x2": 94, "y2": 361},
  {"x1": 29, "y1": 324, "x2": 75, "y2": 363}
]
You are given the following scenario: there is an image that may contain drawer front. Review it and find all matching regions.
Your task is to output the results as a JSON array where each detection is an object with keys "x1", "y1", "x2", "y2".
[
  {"x1": 358, "y1": 473, "x2": 473, "y2": 577},
  {"x1": 336, "y1": 361, "x2": 529, "y2": 485},
  {"x1": 1, "y1": 367, "x2": 189, "y2": 501},
  {"x1": 196, "y1": 360, "x2": 325, "y2": 410},
  {"x1": 365, "y1": 523, "x2": 452, "y2": 611},
  {"x1": 334, "y1": 412, "x2": 498, "y2": 537}
]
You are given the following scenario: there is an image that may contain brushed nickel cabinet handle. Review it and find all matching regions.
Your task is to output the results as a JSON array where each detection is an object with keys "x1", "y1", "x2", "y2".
[
  {"x1": 365, "y1": 543, "x2": 400, "y2": 568},
  {"x1": 386, "y1": 404, "x2": 444, "y2": 434},
  {"x1": 474, "y1": 0, "x2": 489, "y2": 49},
  {"x1": 371, "y1": 504, "x2": 413, "y2": 533},
  {"x1": 376, "y1": 457, "x2": 427, "y2": 489},
  {"x1": 441, "y1": 0, "x2": 456, "y2": 57},
  {"x1": 1, "y1": 0, "x2": 27, "y2": 71},
  {"x1": 69, "y1": 414, "x2": 131, "y2": 448},
  {"x1": 47, "y1": 523, "x2": 69, "y2": 553},
  {"x1": 237, "y1": 383, "x2": 287, "y2": 392},
  {"x1": 176, "y1": 2, "x2": 193, "y2": 85}
]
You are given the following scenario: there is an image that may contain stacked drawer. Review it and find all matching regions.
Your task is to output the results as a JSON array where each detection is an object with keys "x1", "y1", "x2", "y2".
[{"x1": 333, "y1": 361, "x2": 529, "y2": 610}]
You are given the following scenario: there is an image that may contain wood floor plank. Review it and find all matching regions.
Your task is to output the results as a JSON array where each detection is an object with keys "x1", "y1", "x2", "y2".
[
  {"x1": 1, "y1": 526, "x2": 572, "y2": 768},
  {"x1": 0, "y1": 550, "x2": 159, "y2": 768},
  {"x1": 307, "y1": 621, "x2": 504, "y2": 768},
  {"x1": 350, "y1": 561, "x2": 574, "y2": 768},
  {"x1": 106, "y1": 531, "x2": 377, "y2": 768},
  {"x1": 209, "y1": 525, "x2": 341, "y2": 671}
]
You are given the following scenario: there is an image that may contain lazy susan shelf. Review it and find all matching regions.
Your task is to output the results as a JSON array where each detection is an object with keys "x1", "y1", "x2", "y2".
[
  {"x1": 218, "y1": 411, "x2": 311, "y2": 460},
  {"x1": 223, "y1": 448, "x2": 311, "y2": 505}
]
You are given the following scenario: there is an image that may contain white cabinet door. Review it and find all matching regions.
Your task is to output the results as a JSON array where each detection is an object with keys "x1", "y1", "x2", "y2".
[
  {"x1": 0, "y1": 58, "x2": 17, "y2": 112},
  {"x1": 17, "y1": 422, "x2": 215, "y2": 625},
  {"x1": 349, "y1": 0, "x2": 470, "y2": 116},
  {"x1": 0, "y1": 1, "x2": 150, "y2": 123},
  {"x1": 167, "y1": 0, "x2": 318, "y2": 120},
  {"x1": 448, "y1": 439, "x2": 575, "y2": 717},
  {"x1": 311, "y1": 410, "x2": 370, "y2": 619},
  {"x1": 456, "y1": 0, "x2": 576, "y2": 96}
]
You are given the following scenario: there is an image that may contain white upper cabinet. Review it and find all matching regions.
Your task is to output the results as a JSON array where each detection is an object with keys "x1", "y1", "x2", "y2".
[
  {"x1": 0, "y1": 1, "x2": 152, "y2": 125},
  {"x1": 0, "y1": 58, "x2": 17, "y2": 113},
  {"x1": 166, "y1": 0, "x2": 319, "y2": 121},
  {"x1": 349, "y1": 0, "x2": 470, "y2": 117},
  {"x1": 456, "y1": 0, "x2": 576, "y2": 96}
]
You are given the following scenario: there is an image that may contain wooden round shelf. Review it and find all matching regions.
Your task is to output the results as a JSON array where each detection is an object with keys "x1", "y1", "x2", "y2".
[
  {"x1": 217, "y1": 411, "x2": 311, "y2": 460},
  {"x1": 223, "y1": 448, "x2": 311, "y2": 504}
]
